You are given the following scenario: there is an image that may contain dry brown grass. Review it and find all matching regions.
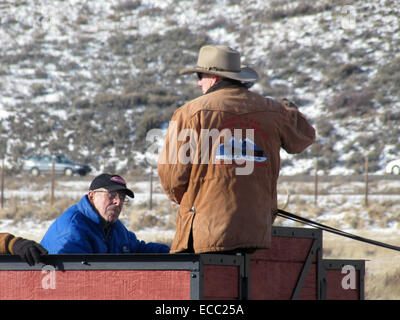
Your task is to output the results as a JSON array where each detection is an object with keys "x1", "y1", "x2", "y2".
[
  {"x1": 322, "y1": 231, "x2": 400, "y2": 300},
  {"x1": 0, "y1": 197, "x2": 77, "y2": 222},
  {"x1": 126, "y1": 199, "x2": 177, "y2": 232},
  {"x1": 275, "y1": 192, "x2": 400, "y2": 300}
]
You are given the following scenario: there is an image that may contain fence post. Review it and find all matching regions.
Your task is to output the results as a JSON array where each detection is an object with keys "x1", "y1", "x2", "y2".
[
  {"x1": 50, "y1": 157, "x2": 55, "y2": 206},
  {"x1": 364, "y1": 156, "x2": 369, "y2": 207},
  {"x1": 314, "y1": 158, "x2": 318, "y2": 206},
  {"x1": 1, "y1": 157, "x2": 4, "y2": 209},
  {"x1": 149, "y1": 166, "x2": 153, "y2": 210}
]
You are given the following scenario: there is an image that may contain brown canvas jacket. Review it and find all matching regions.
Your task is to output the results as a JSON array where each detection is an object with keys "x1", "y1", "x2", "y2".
[{"x1": 158, "y1": 82, "x2": 315, "y2": 253}]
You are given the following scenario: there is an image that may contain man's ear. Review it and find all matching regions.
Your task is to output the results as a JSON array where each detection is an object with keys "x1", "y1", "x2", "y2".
[
  {"x1": 87, "y1": 190, "x2": 95, "y2": 201},
  {"x1": 212, "y1": 76, "x2": 222, "y2": 86}
]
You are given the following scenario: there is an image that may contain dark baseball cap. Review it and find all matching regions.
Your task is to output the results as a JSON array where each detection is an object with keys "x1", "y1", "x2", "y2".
[{"x1": 89, "y1": 173, "x2": 134, "y2": 198}]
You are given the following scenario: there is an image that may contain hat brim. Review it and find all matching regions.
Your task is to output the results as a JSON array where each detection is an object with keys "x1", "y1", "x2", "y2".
[
  {"x1": 179, "y1": 66, "x2": 259, "y2": 83},
  {"x1": 105, "y1": 185, "x2": 135, "y2": 198}
]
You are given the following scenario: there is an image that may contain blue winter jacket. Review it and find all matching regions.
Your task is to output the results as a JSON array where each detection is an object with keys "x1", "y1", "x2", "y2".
[{"x1": 40, "y1": 195, "x2": 170, "y2": 254}]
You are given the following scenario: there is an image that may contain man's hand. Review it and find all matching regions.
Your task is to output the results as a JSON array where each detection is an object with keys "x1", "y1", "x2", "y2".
[{"x1": 12, "y1": 238, "x2": 48, "y2": 266}]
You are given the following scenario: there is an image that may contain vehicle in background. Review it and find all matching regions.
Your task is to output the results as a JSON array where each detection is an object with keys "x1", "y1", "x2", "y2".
[
  {"x1": 23, "y1": 155, "x2": 91, "y2": 177},
  {"x1": 385, "y1": 159, "x2": 400, "y2": 175}
]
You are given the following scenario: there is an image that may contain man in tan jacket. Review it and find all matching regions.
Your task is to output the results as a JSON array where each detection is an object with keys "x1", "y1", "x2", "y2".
[{"x1": 158, "y1": 45, "x2": 315, "y2": 254}]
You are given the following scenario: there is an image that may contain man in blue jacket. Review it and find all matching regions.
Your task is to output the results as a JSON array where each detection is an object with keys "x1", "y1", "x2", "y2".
[{"x1": 41, "y1": 173, "x2": 170, "y2": 254}]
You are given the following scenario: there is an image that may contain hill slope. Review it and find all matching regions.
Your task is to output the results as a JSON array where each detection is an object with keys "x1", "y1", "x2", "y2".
[{"x1": 0, "y1": 0, "x2": 399, "y2": 175}]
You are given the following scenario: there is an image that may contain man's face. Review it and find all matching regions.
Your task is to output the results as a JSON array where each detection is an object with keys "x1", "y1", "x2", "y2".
[{"x1": 88, "y1": 188, "x2": 125, "y2": 223}]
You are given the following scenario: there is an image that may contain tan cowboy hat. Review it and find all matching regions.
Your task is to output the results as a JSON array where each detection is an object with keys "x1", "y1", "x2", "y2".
[{"x1": 180, "y1": 45, "x2": 259, "y2": 83}]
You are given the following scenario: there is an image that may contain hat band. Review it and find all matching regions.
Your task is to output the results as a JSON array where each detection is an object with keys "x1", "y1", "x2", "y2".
[{"x1": 197, "y1": 66, "x2": 241, "y2": 73}]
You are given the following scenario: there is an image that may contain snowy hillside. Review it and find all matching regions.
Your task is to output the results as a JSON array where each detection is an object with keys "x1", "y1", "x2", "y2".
[{"x1": 0, "y1": 0, "x2": 400, "y2": 175}]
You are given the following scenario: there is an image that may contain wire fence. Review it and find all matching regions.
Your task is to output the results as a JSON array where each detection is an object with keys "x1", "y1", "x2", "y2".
[{"x1": 1, "y1": 156, "x2": 400, "y2": 211}]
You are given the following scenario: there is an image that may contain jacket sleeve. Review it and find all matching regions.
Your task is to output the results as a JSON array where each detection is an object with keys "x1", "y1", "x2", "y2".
[
  {"x1": 127, "y1": 231, "x2": 170, "y2": 253},
  {"x1": 0, "y1": 233, "x2": 20, "y2": 254},
  {"x1": 279, "y1": 103, "x2": 316, "y2": 154},
  {"x1": 158, "y1": 109, "x2": 194, "y2": 204}
]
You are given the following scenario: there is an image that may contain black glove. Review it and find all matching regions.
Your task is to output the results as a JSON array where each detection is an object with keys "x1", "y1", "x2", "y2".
[{"x1": 12, "y1": 238, "x2": 48, "y2": 266}]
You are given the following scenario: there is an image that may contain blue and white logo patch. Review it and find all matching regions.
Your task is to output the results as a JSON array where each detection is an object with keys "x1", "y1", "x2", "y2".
[
  {"x1": 215, "y1": 137, "x2": 267, "y2": 163},
  {"x1": 121, "y1": 245, "x2": 130, "y2": 253}
]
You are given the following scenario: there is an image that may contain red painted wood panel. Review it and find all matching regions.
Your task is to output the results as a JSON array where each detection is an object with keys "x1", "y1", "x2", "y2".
[
  {"x1": 0, "y1": 233, "x2": 363, "y2": 300},
  {"x1": 250, "y1": 260, "x2": 317, "y2": 300},
  {"x1": 203, "y1": 265, "x2": 239, "y2": 300},
  {"x1": 253, "y1": 238, "x2": 316, "y2": 262},
  {"x1": 0, "y1": 270, "x2": 191, "y2": 300},
  {"x1": 324, "y1": 270, "x2": 361, "y2": 300},
  {"x1": 249, "y1": 240, "x2": 318, "y2": 300}
]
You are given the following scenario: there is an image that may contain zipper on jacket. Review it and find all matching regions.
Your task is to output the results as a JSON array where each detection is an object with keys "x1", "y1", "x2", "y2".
[{"x1": 103, "y1": 223, "x2": 112, "y2": 253}]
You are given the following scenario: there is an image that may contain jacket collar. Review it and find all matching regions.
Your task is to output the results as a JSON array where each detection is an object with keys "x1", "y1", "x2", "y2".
[
  {"x1": 205, "y1": 78, "x2": 246, "y2": 95},
  {"x1": 77, "y1": 195, "x2": 115, "y2": 236},
  {"x1": 77, "y1": 195, "x2": 104, "y2": 226}
]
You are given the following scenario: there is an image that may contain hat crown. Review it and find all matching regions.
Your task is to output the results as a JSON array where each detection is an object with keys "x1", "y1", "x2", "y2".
[
  {"x1": 89, "y1": 173, "x2": 134, "y2": 198},
  {"x1": 197, "y1": 45, "x2": 241, "y2": 72},
  {"x1": 179, "y1": 44, "x2": 259, "y2": 83}
]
